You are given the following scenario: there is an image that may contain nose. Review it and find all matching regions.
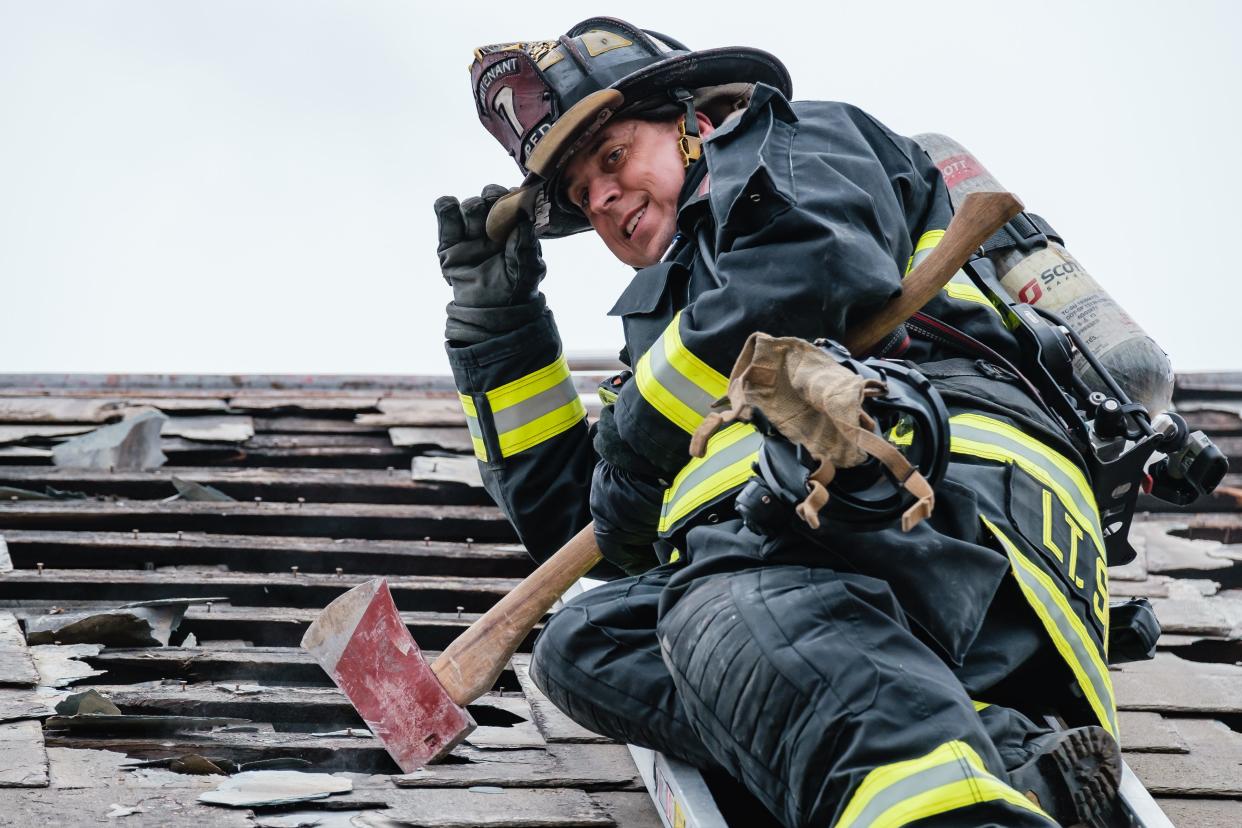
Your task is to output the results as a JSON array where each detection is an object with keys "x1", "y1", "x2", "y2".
[{"x1": 586, "y1": 175, "x2": 621, "y2": 217}]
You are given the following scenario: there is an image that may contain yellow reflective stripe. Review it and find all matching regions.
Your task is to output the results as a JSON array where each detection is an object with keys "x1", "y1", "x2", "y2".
[
  {"x1": 458, "y1": 393, "x2": 487, "y2": 462},
  {"x1": 635, "y1": 353, "x2": 702, "y2": 433},
  {"x1": 907, "y1": 229, "x2": 1000, "y2": 316},
  {"x1": 497, "y1": 397, "x2": 586, "y2": 456},
  {"x1": 906, "y1": 229, "x2": 944, "y2": 274},
  {"x1": 664, "y1": 313, "x2": 728, "y2": 400},
  {"x1": 943, "y1": 282, "x2": 996, "y2": 309},
  {"x1": 971, "y1": 700, "x2": 991, "y2": 712},
  {"x1": 873, "y1": 777, "x2": 1049, "y2": 827},
  {"x1": 487, "y1": 354, "x2": 572, "y2": 413},
  {"x1": 658, "y1": 423, "x2": 762, "y2": 533},
  {"x1": 982, "y1": 517, "x2": 1119, "y2": 739},
  {"x1": 636, "y1": 311, "x2": 728, "y2": 434},
  {"x1": 916, "y1": 229, "x2": 945, "y2": 251},
  {"x1": 470, "y1": 354, "x2": 587, "y2": 459},
  {"x1": 949, "y1": 413, "x2": 1104, "y2": 554},
  {"x1": 668, "y1": 548, "x2": 681, "y2": 563},
  {"x1": 835, "y1": 740, "x2": 1050, "y2": 828}
]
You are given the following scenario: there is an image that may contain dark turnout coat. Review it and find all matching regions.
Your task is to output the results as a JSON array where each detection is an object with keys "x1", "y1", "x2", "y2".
[{"x1": 447, "y1": 84, "x2": 1017, "y2": 558}]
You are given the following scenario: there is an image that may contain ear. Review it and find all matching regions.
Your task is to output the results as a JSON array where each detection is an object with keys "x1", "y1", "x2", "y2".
[{"x1": 694, "y1": 110, "x2": 715, "y2": 140}]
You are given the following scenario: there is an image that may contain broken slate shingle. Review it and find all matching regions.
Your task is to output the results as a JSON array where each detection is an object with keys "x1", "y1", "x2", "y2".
[
  {"x1": 171, "y1": 477, "x2": 235, "y2": 502},
  {"x1": 51, "y1": 411, "x2": 167, "y2": 471},
  {"x1": 54, "y1": 689, "x2": 121, "y2": 717},
  {"x1": 162, "y1": 416, "x2": 255, "y2": 443},
  {"x1": 198, "y1": 770, "x2": 352, "y2": 808},
  {"x1": 25, "y1": 605, "x2": 185, "y2": 648}
]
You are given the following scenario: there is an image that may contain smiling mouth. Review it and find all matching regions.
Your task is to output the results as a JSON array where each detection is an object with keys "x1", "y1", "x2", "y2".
[{"x1": 625, "y1": 205, "x2": 647, "y2": 239}]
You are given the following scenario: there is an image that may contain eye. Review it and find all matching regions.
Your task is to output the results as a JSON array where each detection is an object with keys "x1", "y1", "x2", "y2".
[
  {"x1": 604, "y1": 146, "x2": 625, "y2": 167},
  {"x1": 577, "y1": 188, "x2": 589, "y2": 213}
]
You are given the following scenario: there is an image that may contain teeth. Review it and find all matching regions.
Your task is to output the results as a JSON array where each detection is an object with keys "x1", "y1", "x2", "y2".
[{"x1": 626, "y1": 208, "x2": 645, "y2": 237}]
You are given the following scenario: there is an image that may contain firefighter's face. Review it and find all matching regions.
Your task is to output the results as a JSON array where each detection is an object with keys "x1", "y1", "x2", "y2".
[{"x1": 563, "y1": 113, "x2": 713, "y2": 268}]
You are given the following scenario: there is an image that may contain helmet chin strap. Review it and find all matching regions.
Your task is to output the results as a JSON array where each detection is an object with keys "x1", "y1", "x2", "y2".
[{"x1": 672, "y1": 87, "x2": 702, "y2": 168}]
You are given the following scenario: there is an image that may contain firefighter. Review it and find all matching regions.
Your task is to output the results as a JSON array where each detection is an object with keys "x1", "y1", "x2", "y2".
[{"x1": 437, "y1": 17, "x2": 1123, "y2": 827}]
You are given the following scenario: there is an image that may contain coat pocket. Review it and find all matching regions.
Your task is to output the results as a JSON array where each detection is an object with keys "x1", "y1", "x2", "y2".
[{"x1": 608, "y1": 261, "x2": 685, "y2": 360}]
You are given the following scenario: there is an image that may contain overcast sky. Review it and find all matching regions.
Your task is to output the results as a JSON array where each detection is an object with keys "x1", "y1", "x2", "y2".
[{"x1": 1, "y1": 1, "x2": 1239, "y2": 376}]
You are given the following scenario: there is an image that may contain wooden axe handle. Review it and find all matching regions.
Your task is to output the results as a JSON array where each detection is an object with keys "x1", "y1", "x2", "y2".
[
  {"x1": 432, "y1": 522, "x2": 601, "y2": 704},
  {"x1": 843, "y1": 190, "x2": 1023, "y2": 355},
  {"x1": 433, "y1": 189, "x2": 1024, "y2": 707}
]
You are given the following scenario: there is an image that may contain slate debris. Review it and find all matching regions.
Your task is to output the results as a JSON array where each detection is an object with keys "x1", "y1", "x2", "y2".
[
  {"x1": 29, "y1": 643, "x2": 105, "y2": 687},
  {"x1": 25, "y1": 605, "x2": 185, "y2": 647},
  {"x1": 198, "y1": 770, "x2": 353, "y2": 808},
  {"x1": 163, "y1": 416, "x2": 256, "y2": 443},
  {"x1": 104, "y1": 803, "x2": 142, "y2": 818},
  {"x1": 171, "y1": 476, "x2": 236, "y2": 502},
  {"x1": 169, "y1": 754, "x2": 228, "y2": 775},
  {"x1": 0, "y1": 485, "x2": 87, "y2": 501},
  {"x1": 55, "y1": 689, "x2": 121, "y2": 716},
  {"x1": 51, "y1": 411, "x2": 168, "y2": 471}
]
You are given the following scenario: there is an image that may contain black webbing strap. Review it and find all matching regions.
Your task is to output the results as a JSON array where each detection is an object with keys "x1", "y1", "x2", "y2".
[
  {"x1": 981, "y1": 211, "x2": 1063, "y2": 256},
  {"x1": 671, "y1": 87, "x2": 700, "y2": 137}
]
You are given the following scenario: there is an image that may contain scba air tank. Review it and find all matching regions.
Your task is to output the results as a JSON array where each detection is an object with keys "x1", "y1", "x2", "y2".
[{"x1": 914, "y1": 133, "x2": 1174, "y2": 417}]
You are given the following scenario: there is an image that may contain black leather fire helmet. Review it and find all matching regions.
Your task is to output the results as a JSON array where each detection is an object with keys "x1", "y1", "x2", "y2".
[{"x1": 469, "y1": 17, "x2": 791, "y2": 241}]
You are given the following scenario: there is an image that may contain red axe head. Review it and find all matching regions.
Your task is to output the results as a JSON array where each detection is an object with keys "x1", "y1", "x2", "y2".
[{"x1": 301, "y1": 578, "x2": 476, "y2": 773}]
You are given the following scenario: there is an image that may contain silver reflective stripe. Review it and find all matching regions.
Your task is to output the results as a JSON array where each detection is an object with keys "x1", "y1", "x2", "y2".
[
  {"x1": 490, "y1": 373, "x2": 579, "y2": 434},
  {"x1": 949, "y1": 415, "x2": 1104, "y2": 554},
  {"x1": 459, "y1": 393, "x2": 487, "y2": 462},
  {"x1": 908, "y1": 243, "x2": 935, "y2": 271},
  {"x1": 908, "y1": 230, "x2": 944, "y2": 274},
  {"x1": 984, "y1": 517, "x2": 1119, "y2": 739},
  {"x1": 480, "y1": 353, "x2": 586, "y2": 458},
  {"x1": 910, "y1": 244, "x2": 974, "y2": 287},
  {"x1": 844, "y1": 759, "x2": 990, "y2": 828},
  {"x1": 908, "y1": 230, "x2": 997, "y2": 313},
  {"x1": 835, "y1": 739, "x2": 1052, "y2": 828},
  {"x1": 646, "y1": 332, "x2": 719, "y2": 417},
  {"x1": 635, "y1": 312, "x2": 730, "y2": 435},
  {"x1": 658, "y1": 426, "x2": 763, "y2": 533}
]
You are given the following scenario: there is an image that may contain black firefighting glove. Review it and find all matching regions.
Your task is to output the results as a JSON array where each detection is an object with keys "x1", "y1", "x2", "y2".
[
  {"x1": 435, "y1": 184, "x2": 547, "y2": 345},
  {"x1": 593, "y1": 404, "x2": 667, "y2": 480},
  {"x1": 589, "y1": 405, "x2": 669, "y2": 576},
  {"x1": 590, "y1": 458, "x2": 665, "y2": 576}
]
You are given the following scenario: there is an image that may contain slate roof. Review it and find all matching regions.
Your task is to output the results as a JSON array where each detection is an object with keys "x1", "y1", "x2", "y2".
[
  {"x1": 0, "y1": 371, "x2": 1238, "y2": 827},
  {"x1": 0, "y1": 372, "x2": 659, "y2": 827}
]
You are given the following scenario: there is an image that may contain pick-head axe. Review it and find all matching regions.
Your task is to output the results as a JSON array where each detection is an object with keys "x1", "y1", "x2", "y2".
[{"x1": 301, "y1": 190, "x2": 1023, "y2": 773}]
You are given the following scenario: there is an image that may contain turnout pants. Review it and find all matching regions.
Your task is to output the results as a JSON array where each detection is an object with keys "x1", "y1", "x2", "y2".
[{"x1": 531, "y1": 535, "x2": 1056, "y2": 827}]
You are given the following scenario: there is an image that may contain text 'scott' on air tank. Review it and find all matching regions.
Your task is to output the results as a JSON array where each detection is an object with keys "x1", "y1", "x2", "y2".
[{"x1": 914, "y1": 133, "x2": 1174, "y2": 417}]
